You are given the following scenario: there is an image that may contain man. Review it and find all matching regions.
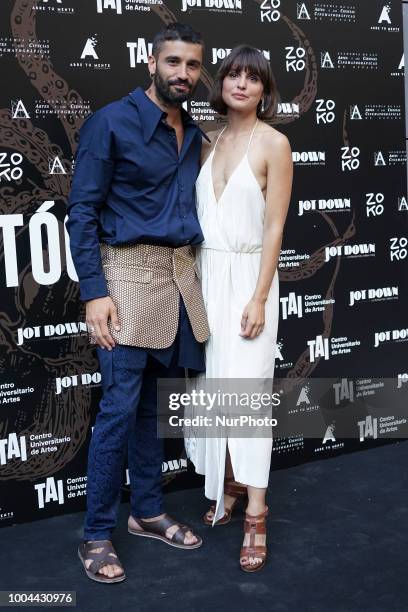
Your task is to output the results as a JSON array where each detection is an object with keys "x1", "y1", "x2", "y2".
[{"x1": 67, "y1": 22, "x2": 210, "y2": 584}]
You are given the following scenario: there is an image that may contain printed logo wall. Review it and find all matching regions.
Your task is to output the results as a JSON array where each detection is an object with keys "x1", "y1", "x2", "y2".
[{"x1": 0, "y1": 0, "x2": 406, "y2": 525}]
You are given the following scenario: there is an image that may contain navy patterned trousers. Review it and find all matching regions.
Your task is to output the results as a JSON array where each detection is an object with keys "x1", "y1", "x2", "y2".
[{"x1": 83, "y1": 344, "x2": 185, "y2": 541}]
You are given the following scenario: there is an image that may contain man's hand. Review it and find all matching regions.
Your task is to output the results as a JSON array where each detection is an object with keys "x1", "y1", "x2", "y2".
[{"x1": 86, "y1": 296, "x2": 121, "y2": 350}]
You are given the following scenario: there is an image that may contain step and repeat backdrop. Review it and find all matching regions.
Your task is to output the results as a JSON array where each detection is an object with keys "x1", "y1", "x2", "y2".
[{"x1": 0, "y1": 0, "x2": 406, "y2": 526}]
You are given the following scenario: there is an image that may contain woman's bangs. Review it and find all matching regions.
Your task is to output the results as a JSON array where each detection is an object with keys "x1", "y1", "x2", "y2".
[{"x1": 225, "y1": 49, "x2": 265, "y2": 80}]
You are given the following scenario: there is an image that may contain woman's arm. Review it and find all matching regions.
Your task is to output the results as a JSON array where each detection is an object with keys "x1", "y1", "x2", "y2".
[{"x1": 240, "y1": 130, "x2": 293, "y2": 339}]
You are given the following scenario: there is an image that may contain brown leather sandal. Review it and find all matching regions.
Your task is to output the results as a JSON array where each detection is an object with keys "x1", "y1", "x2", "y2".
[
  {"x1": 128, "y1": 514, "x2": 202, "y2": 549},
  {"x1": 239, "y1": 506, "x2": 268, "y2": 573},
  {"x1": 78, "y1": 540, "x2": 126, "y2": 584},
  {"x1": 203, "y1": 478, "x2": 248, "y2": 526}
]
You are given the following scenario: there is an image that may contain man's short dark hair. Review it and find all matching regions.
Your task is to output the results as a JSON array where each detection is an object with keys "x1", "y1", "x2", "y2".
[
  {"x1": 152, "y1": 22, "x2": 204, "y2": 58},
  {"x1": 209, "y1": 45, "x2": 278, "y2": 121}
]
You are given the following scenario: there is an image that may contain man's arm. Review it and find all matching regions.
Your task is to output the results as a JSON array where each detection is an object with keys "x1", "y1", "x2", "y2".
[
  {"x1": 67, "y1": 110, "x2": 114, "y2": 301},
  {"x1": 66, "y1": 109, "x2": 120, "y2": 349}
]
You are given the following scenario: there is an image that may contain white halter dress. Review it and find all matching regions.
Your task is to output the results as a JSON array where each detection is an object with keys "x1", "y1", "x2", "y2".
[{"x1": 186, "y1": 120, "x2": 279, "y2": 524}]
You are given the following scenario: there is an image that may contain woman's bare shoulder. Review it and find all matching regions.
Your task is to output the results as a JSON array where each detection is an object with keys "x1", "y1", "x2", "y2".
[
  {"x1": 257, "y1": 123, "x2": 291, "y2": 151},
  {"x1": 256, "y1": 124, "x2": 292, "y2": 169}
]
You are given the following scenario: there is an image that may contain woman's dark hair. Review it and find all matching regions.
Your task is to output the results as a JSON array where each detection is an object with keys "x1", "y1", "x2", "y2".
[
  {"x1": 209, "y1": 45, "x2": 278, "y2": 120},
  {"x1": 152, "y1": 22, "x2": 204, "y2": 58}
]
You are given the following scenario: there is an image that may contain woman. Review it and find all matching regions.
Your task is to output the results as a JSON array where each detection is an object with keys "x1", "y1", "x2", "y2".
[{"x1": 186, "y1": 45, "x2": 293, "y2": 572}]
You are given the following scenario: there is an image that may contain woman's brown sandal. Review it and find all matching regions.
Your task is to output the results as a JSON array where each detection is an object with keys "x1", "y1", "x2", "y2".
[
  {"x1": 239, "y1": 506, "x2": 268, "y2": 573},
  {"x1": 78, "y1": 540, "x2": 126, "y2": 584},
  {"x1": 128, "y1": 514, "x2": 202, "y2": 549},
  {"x1": 203, "y1": 478, "x2": 248, "y2": 526}
]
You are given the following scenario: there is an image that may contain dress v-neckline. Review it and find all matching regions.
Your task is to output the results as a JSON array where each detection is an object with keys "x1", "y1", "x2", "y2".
[
  {"x1": 208, "y1": 119, "x2": 258, "y2": 205},
  {"x1": 210, "y1": 149, "x2": 247, "y2": 205}
]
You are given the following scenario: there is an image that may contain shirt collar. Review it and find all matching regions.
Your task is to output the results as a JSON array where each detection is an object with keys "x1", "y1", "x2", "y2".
[{"x1": 128, "y1": 87, "x2": 211, "y2": 143}]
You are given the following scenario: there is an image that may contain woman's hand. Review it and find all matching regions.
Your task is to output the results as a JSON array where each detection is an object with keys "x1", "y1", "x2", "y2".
[{"x1": 240, "y1": 298, "x2": 265, "y2": 339}]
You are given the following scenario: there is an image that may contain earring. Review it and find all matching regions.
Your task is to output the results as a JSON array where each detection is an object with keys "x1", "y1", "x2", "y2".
[{"x1": 261, "y1": 97, "x2": 265, "y2": 113}]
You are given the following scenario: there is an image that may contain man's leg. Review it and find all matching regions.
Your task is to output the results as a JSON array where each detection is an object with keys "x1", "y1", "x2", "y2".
[
  {"x1": 127, "y1": 354, "x2": 167, "y2": 520},
  {"x1": 127, "y1": 355, "x2": 200, "y2": 545},
  {"x1": 83, "y1": 344, "x2": 147, "y2": 577}
]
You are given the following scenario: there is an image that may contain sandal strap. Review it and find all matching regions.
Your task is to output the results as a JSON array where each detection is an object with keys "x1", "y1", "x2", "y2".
[
  {"x1": 241, "y1": 545, "x2": 266, "y2": 556},
  {"x1": 224, "y1": 480, "x2": 247, "y2": 499},
  {"x1": 82, "y1": 540, "x2": 123, "y2": 575},
  {"x1": 244, "y1": 506, "x2": 269, "y2": 522},
  {"x1": 243, "y1": 507, "x2": 268, "y2": 554},
  {"x1": 244, "y1": 519, "x2": 267, "y2": 535},
  {"x1": 134, "y1": 514, "x2": 193, "y2": 545},
  {"x1": 136, "y1": 515, "x2": 175, "y2": 534},
  {"x1": 205, "y1": 505, "x2": 230, "y2": 523}
]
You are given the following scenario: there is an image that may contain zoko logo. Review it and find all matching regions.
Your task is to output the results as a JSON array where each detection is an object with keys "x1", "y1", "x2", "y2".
[
  {"x1": 333, "y1": 379, "x2": 354, "y2": 405},
  {"x1": 389, "y1": 237, "x2": 407, "y2": 261},
  {"x1": 81, "y1": 36, "x2": 99, "y2": 60},
  {"x1": 357, "y1": 416, "x2": 377, "y2": 442},
  {"x1": 11, "y1": 99, "x2": 30, "y2": 119},
  {"x1": 316, "y1": 99, "x2": 335, "y2": 124},
  {"x1": 96, "y1": 0, "x2": 122, "y2": 13},
  {"x1": 285, "y1": 46, "x2": 306, "y2": 71},
  {"x1": 307, "y1": 335, "x2": 330, "y2": 362},
  {"x1": 260, "y1": 0, "x2": 280, "y2": 22},
  {"x1": 341, "y1": 146, "x2": 360, "y2": 171},
  {"x1": 34, "y1": 477, "x2": 64, "y2": 509},
  {"x1": 0, "y1": 153, "x2": 23, "y2": 182},
  {"x1": 366, "y1": 192, "x2": 384, "y2": 217},
  {"x1": 280, "y1": 292, "x2": 303, "y2": 320},
  {"x1": 0, "y1": 434, "x2": 27, "y2": 465}
]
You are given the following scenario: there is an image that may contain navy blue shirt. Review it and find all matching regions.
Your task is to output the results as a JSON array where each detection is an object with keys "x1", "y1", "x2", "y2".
[
  {"x1": 67, "y1": 86, "x2": 208, "y2": 302},
  {"x1": 67, "y1": 87, "x2": 209, "y2": 372}
]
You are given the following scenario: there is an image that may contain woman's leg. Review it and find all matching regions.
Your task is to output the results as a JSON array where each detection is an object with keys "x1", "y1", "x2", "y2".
[
  {"x1": 246, "y1": 485, "x2": 267, "y2": 516},
  {"x1": 240, "y1": 485, "x2": 268, "y2": 569},
  {"x1": 204, "y1": 447, "x2": 247, "y2": 522}
]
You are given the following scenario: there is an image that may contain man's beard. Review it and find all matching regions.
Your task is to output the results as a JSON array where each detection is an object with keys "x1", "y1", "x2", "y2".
[{"x1": 153, "y1": 69, "x2": 195, "y2": 105}]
